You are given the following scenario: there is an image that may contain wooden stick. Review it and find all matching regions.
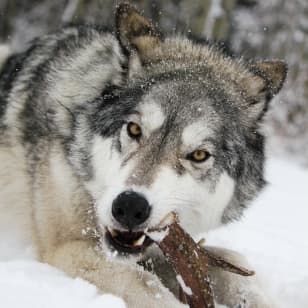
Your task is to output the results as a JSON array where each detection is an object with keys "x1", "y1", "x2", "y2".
[
  {"x1": 147, "y1": 213, "x2": 254, "y2": 308},
  {"x1": 148, "y1": 218, "x2": 215, "y2": 307}
]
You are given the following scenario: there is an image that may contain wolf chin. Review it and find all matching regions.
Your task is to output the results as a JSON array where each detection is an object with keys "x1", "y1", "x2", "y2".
[{"x1": 0, "y1": 3, "x2": 286, "y2": 307}]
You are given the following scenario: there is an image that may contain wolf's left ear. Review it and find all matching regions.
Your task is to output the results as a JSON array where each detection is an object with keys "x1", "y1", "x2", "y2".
[
  {"x1": 116, "y1": 3, "x2": 162, "y2": 60},
  {"x1": 243, "y1": 60, "x2": 287, "y2": 121}
]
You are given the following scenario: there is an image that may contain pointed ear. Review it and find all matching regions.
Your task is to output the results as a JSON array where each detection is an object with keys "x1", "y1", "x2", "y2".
[
  {"x1": 241, "y1": 60, "x2": 287, "y2": 123},
  {"x1": 116, "y1": 3, "x2": 162, "y2": 59},
  {"x1": 247, "y1": 60, "x2": 288, "y2": 99}
]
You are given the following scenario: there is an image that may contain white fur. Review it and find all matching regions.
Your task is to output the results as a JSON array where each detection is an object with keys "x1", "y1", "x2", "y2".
[
  {"x1": 49, "y1": 147, "x2": 82, "y2": 211},
  {"x1": 86, "y1": 136, "x2": 136, "y2": 230},
  {"x1": 182, "y1": 120, "x2": 215, "y2": 153},
  {"x1": 139, "y1": 100, "x2": 165, "y2": 135},
  {"x1": 121, "y1": 99, "x2": 165, "y2": 140},
  {"x1": 132, "y1": 166, "x2": 235, "y2": 235},
  {"x1": 117, "y1": 100, "x2": 165, "y2": 178},
  {"x1": 47, "y1": 36, "x2": 123, "y2": 107},
  {"x1": 88, "y1": 135, "x2": 234, "y2": 236},
  {"x1": 0, "y1": 143, "x2": 34, "y2": 255}
]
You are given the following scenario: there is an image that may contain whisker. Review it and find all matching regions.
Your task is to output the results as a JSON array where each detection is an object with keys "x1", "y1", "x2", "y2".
[
  {"x1": 166, "y1": 202, "x2": 203, "y2": 216},
  {"x1": 156, "y1": 197, "x2": 199, "y2": 207}
]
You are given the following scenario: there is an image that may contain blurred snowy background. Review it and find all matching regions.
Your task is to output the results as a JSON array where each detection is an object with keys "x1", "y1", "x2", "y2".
[
  {"x1": 1, "y1": 0, "x2": 308, "y2": 165},
  {"x1": 0, "y1": 1, "x2": 307, "y2": 307}
]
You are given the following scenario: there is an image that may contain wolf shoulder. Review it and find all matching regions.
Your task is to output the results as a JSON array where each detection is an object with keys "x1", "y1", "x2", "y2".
[{"x1": 0, "y1": 26, "x2": 125, "y2": 135}]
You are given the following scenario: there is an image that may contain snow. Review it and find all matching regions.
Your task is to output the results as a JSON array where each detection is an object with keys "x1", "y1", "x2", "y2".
[
  {"x1": 0, "y1": 158, "x2": 307, "y2": 307},
  {"x1": 206, "y1": 158, "x2": 308, "y2": 308},
  {"x1": 232, "y1": 0, "x2": 308, "y2": 166},
  {"x1": 0, "y1": 261, "x2": 125, "y2": 308},
  {"x1": 146, "y1": 228, "x2": 169, "y2": 243},
  {"x1": 176, "y1": 275, "x2": 193, "y2": 296}
]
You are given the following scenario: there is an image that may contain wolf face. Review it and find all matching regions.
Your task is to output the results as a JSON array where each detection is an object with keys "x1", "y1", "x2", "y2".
[
  {"x1": 84, "y1": 85, "x2": 236, "y2": 235},
  {"x1": 66, "y1": 5, "x2": 286, "y2": 255},
  {"x1": 72, "y1": 86, "x2": 234, "y2": 254}
]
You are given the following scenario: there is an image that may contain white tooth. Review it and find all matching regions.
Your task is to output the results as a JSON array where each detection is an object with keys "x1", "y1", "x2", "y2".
[
  {"x1": 108, "y1": 227, "x2": 118, "y2": 237},
  {"x1": 197, "y1": 238, "x2": 206, "y2": 247},
  {"x1": 133, "y1": 234, "x2": 146, "y2": 247}
]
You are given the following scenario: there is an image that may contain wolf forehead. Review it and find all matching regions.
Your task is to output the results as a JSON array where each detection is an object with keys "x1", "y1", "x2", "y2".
[
  {"x1": 90, "y1": 68, "x2": 244, "y2": 147},
  {"x1": 87, "y1": 74, "x2": 246, "y2": 182}
]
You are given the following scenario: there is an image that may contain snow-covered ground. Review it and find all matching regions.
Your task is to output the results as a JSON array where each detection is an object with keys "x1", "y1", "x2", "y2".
[
  {"x1": 207, "y1": 158, "x2": 308, "y2": 308},
  {"x1": 0, "y1": 261, "x2": 125, "y2": 308},
  {"x1": 0, "y1": 158, "x2": 307, "y2": 307}
]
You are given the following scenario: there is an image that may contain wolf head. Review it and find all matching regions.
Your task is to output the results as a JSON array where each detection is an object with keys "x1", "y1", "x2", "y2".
[{"x1": 70, "y1": 4, "x2": 287, "y2": 254}]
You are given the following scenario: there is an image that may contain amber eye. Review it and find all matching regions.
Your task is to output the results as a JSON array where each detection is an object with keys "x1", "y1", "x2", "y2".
[
  {"x1": 127, "y1": 122, "x2": 142, "y2": 139},
  {"x1": 187, "y1": 150, "x2": 209, "y2": 163}
]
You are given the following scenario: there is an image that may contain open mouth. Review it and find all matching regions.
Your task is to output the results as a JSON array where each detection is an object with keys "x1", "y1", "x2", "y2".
[{"x1": 106, "y1": 227, "x2": 153, "y2": 254}]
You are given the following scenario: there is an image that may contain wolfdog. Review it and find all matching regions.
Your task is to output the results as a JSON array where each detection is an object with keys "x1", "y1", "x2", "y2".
[{"x1": 0, "y1": 3, "x2": 286, "y2": 307}]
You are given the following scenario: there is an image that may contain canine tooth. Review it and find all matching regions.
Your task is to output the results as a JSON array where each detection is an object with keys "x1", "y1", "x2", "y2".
[
  {"x1": 108, "y1": 227, "x2": 118, "y2": 237},
  {"x1": 197, "y1": 238, "x2": 206, "y2": 247},
  {"x1": 133, "y1": 234, "x2": 146, "y2": 246}
]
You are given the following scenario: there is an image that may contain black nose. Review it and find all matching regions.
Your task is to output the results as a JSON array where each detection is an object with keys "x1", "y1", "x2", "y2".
[{"x1": 112, "y1": 191, "x2": 151, "y2": 229}]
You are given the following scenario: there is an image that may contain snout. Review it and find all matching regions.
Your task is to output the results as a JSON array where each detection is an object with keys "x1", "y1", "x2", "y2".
[
  {"x1": 112, "y1": 191, "x2": 151, "y2": 230},
  {"x1": 107, "y1": 191, "x2": 153, "y2": 254}
]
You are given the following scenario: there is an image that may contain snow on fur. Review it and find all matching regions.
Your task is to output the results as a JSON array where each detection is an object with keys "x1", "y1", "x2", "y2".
[{"x1": 176, "y1": 274, "x2": 193, "y2": 296}]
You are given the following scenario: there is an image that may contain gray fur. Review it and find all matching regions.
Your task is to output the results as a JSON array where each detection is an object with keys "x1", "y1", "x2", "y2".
[{"x1": 0, "y1": 4, "x2": 286, "y2": 307}]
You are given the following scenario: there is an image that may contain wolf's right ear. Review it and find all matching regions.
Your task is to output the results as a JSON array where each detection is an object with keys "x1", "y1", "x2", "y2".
[
  {"x1": 116, "y1": 3, "x2": 162, "y2": 60},
  {"x1": 241, "y1": 60, "x2": 287, "y2": 123}
]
